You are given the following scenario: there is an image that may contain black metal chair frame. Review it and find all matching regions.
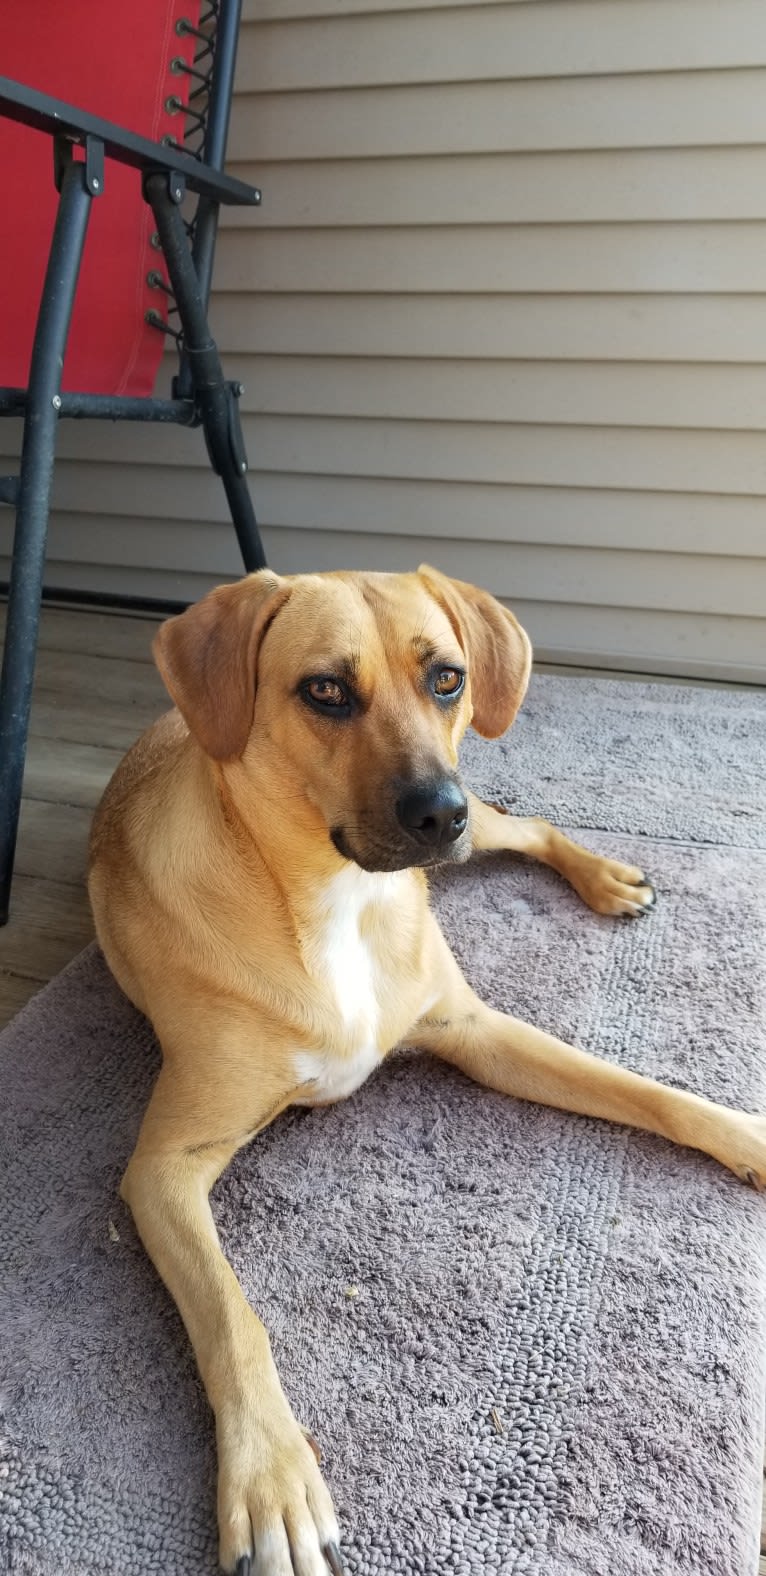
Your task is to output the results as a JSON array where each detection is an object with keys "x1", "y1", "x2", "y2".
[{"x1": 0, "y1": 0, "x2": 267, "y2": 924}]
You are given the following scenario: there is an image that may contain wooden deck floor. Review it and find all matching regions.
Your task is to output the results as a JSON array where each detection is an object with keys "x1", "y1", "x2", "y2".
[
  {"x1": 1, "y1": 601, "x2": 764, "y2": 1567},
  {"x1": 0, "y1": 602, "x2": 165, "y2": 1025}
]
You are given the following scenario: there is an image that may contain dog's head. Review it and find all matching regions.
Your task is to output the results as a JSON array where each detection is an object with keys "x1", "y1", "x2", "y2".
[{"x1": 153, "y1": 566, "x2": 531, "y2": 872}]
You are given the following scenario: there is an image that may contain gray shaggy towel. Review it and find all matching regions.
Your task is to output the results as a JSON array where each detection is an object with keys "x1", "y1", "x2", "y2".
[{"x1": 1, "y1": 673, "x2": 765, "y2": 1576}]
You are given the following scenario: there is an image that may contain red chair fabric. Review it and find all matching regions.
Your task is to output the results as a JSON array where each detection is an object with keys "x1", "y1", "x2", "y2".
[{"x1": 0, "y1": 0, "x2": 201, "y2": 396}]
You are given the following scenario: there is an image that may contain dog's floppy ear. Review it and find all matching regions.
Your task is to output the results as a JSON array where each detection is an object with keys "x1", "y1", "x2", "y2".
[
  {"x1": 153, "y1": 570, "x2": 291, "y2": 759},
  {"x1": 417, "y1": 564, "x2": 532, "y2": 738}
]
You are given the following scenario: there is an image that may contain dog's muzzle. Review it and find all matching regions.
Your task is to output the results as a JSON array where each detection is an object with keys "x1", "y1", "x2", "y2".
[
  {"x1": 330, "y1": 776, "x2": 471, "y2": 871},
  {"x1": 395, "y1": 778, "x2": 468, "y2": 850}
]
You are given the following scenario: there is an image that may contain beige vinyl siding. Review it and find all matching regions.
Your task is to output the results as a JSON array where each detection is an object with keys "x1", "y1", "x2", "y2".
[{"x1": 2, "y1": 0, "x2": 766, "y2": 681}]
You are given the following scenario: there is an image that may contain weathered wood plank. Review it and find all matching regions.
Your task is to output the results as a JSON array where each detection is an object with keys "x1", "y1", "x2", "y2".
[
  {"x1": 21, "y1": 645, "x2": 168, "y2": 749},
  {"x1": 26, "y1": 699, "x2": 161, "y2": 752},
  {"x1": 0, "y1": 603, "x2": 162, "y2": 661},
  {"x1": 0, "y1": 971, "x2": 45, "y2": 1026},
  {"x1": 0, "y1": 607, "x2": 142, "y2": 1025},
  {"x1": 0, "y1": 875, "x2": 94, "y2": 983},
  {"x1": 0, "y1": 611, "x2": 167, "y2": 748},
  {"x1": 21, "y1": 737, "x2": 124, "y2": 811},
  {"x1": 15, "y1": 800, "x2": 93, "y2": 886},
  {"x1": 26, "y1": 699, "x2": 160, "y2": 753}
]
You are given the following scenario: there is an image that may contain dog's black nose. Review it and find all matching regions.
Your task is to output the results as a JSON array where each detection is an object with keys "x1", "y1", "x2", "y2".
[{"x1": 396, "y1": 780, "x2": 468, "y2": 847}]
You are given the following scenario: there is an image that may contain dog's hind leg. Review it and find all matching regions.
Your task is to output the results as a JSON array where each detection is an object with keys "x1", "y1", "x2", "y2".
[{"x1": 467, "y1": 792, "x2": 655, "y2": 917}]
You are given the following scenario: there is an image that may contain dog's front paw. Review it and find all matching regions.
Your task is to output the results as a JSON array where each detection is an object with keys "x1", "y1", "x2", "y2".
[
  {"x1": 720, "y1": 1111, "x2": 766, "y2": 1191},
  {"x1": 570, "y1": 852, "x2": 656, "y2": 918},
  {"x1": 217, "y1": 1392, "x2": 342, "y2": 1575}
]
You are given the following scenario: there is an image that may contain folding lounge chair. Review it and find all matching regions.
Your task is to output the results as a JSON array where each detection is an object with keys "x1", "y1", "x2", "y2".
[{"x1": 0, "y1": 0, "x2": 266, "y2": 924}]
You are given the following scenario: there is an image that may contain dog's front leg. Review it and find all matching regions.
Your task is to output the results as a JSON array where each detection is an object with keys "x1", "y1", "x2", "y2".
[
  {"x1": 467, "y1": 792, "x2": 655, "y2": 917},
  {"x1": 121, "y1": 1062, "x2": 342, "y2": 1576},
  {"x1": 411, "y1": 918, "x2": 766, "y2": 1187}
]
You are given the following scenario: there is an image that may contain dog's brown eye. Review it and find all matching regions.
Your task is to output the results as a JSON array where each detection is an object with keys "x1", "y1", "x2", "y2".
[
  {"x1": 300, "y1": 673, "x2": 355, "y2": 719},
  {"x1": 305, "y1": 678, "x2": 348, "y2": 708},
  {"x1": 433, "y1": 667, "x2": 464, "y2": 698}
]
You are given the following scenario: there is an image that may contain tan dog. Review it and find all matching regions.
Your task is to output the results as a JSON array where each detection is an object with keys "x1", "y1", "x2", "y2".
[{"x1": 88, "y1": 566, "x2": 766, "y2": 1576}]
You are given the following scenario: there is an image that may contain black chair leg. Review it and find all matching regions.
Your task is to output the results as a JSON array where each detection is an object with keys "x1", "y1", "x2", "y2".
[
  {"x1": 0, "y1": 157, "x2": 94, "y2": 924},
  {"x1": 145, "y1": 173, "x2": 267, "y2": 574}
]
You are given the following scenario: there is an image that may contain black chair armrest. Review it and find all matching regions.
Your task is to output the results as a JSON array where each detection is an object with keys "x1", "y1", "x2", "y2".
[{"x1": 0, "y1": 74, "x2": 260, "y2": 207}]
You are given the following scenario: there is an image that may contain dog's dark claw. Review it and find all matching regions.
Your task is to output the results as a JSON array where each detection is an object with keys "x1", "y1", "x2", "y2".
[
  {"x1": 235, "y1": 1556, "x2": 252, "y2": 1576},
  {"x1": 324, "y1": 1542, "x2": 345, "y2": 1575},
  {"x1": 628, "y1": 879, "x2": 655, "y2": 916}
]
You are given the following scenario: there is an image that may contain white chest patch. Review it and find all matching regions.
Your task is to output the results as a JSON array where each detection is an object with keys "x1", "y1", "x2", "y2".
[{"x1": 294, "y1": 866, "x2": 406, "y2": 1103}]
